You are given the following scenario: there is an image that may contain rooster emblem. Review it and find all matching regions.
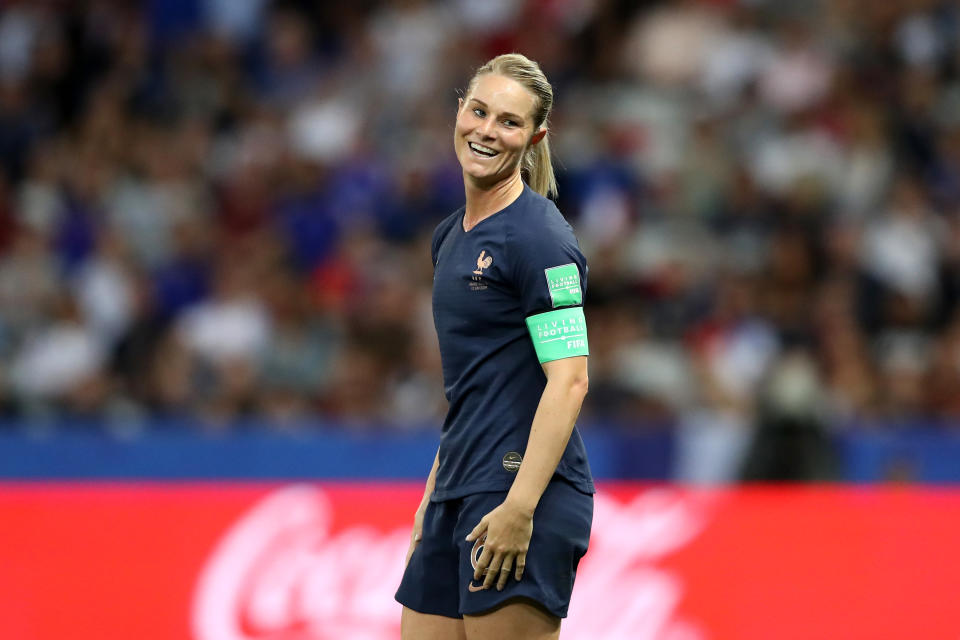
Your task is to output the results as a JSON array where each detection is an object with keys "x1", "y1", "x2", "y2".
[{"x1": 473, "y1": 250, "x2": 493, "y2": 275}]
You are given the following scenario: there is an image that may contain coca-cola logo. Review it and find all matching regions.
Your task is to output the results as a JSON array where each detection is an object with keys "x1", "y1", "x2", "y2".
[
  {"x1": 565, "y1": 489, "x2": 710, "y2": 640},
  {"x1": 192, "y1": 485, "x2": 710, "y2": 640}
]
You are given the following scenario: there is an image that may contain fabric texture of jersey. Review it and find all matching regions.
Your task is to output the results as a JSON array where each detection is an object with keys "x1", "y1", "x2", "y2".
[
  {"x1": 430, "y1": 184, "x2": 594, "y2": 501},
  {"x1": 395, "y1": 478, "x2": 593, "y2": 619}
]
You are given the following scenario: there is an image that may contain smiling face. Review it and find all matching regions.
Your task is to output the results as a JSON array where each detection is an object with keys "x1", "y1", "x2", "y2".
[{"x1": 454, "y1": 73, "x2": 545, "y2": 189}]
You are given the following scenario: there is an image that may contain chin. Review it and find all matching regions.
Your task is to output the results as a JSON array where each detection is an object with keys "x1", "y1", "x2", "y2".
[
  {"x1": 460, "y1": 159, "x2": 492, "y2": 180},
  {"x1": 465, "y1": 168, "x2": 503, "y2": 186}
]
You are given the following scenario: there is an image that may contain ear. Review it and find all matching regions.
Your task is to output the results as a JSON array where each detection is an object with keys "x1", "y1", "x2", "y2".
[
  {"x1": 530, "y1": 128, "x2": 547, "y2": 146},
  {"x1": 458, "y1": 97, "x2": 463, "y2": 112}
]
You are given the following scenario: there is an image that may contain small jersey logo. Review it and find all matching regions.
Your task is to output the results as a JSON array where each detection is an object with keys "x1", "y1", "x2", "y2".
[
  {"x1": 545, "y1": 263, "x2": 582, "y2": 307},
  {"x1": 502, "y1": 451, "x2": 523, "y2": 473},
  {"x1": 470, "y1": 250, "x2": 493, "y2": 291},
  {"x1": 473, "y1": 250, "x2": 493, "y2": 275}
]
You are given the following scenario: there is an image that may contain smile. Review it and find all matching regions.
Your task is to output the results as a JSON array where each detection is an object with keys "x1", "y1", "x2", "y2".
[{"x1": 468, "y1": 142, "x2": 499, "y2": 158}]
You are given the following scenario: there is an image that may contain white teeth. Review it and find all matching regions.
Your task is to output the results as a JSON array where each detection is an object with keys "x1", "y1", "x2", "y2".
[{"x1": 469, "y1": 142, "x2": 497, "y2": 156}]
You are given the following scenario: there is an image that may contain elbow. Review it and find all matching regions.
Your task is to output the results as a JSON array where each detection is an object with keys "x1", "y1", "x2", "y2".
[
  {"x1": 570, "y1": 371, "x2": 589, "y2": 400},
  {"x1": 543, "y1": 357, "x2": 589, "y2": 400}
]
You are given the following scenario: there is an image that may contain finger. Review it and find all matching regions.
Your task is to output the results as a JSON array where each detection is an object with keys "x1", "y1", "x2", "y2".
[
  {"x1": 515, "y1": 553, "x2": 526, "y2": 582},
  {"x1": 496, "y1": 555, "x2": 514, "y2": 591},
  {"x1": 473, "y1": 547, "x2": 493, "y2": 582},
  {"x1": 483, "y1": 552, "x2": 503, "y2": 590},
  {"x1": 465, "y1": 520, "x2": 487, "y2": 542}
]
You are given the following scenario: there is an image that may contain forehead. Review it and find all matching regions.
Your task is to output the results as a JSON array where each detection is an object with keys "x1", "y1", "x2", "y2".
[{"x1": 468, "y1": 73, "x2": 536, "y2": 118}]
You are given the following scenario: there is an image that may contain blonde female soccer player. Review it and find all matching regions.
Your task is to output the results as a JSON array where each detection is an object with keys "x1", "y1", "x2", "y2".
[{"x1": 395, "y1": 53, "x2": 593, "y2": 640}]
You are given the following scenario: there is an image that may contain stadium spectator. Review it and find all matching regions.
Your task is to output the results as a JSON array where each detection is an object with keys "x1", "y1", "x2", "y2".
[{"x1": 0, "y1": 0, "x2": 958, "y2": 484}]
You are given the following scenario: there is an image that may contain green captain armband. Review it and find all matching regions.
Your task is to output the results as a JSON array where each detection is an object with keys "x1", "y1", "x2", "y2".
[{"x1": 525, "y1": 307, "x2": 589, "y2": 363}]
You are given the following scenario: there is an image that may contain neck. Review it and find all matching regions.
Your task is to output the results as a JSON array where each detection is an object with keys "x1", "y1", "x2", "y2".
[{"x1": 463, "y1": 171, "x2": 524, "y2": 231}]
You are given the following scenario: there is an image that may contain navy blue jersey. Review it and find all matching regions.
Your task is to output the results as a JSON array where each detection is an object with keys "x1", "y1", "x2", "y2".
[{"x1": 430, "y1": 185, "x2": 594, "y2": 501}]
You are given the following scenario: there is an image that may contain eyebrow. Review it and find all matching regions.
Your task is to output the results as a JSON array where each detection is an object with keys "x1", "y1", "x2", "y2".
[{"x1": 468, "y1": 98, "x2": 526, "y2": 123}]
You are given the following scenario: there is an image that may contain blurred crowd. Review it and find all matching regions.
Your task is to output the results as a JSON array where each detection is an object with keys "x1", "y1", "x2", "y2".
[{"x1": 1, "y1": 0, "x2": 959, "y2": 453}]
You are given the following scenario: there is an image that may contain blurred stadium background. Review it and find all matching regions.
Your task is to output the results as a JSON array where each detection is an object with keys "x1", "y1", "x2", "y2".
[{"x1": 1, "y1": 0, "x2": 960, "y2": 638}]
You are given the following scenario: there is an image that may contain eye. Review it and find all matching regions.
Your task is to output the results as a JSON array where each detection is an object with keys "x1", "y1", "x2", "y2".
[
  {"x1": 473, "y1": 107, "x2": 486, "y2": 118},
  {"x1": 503, "y1": 119, "x2": 518, "y2": 128}
]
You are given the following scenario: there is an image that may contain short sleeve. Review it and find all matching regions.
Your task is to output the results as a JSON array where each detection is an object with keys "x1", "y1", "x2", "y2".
[
  {"x1": 431, "y1": 209, "x2": 461, "y2": 267},
  {"x1": 510, "y1": 214, "x2": 588, "y2": 318}
]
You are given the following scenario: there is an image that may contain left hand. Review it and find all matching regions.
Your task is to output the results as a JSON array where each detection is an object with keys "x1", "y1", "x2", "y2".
[{"x1": 465, "y1": 500, "x2": 533, "y2": 591}]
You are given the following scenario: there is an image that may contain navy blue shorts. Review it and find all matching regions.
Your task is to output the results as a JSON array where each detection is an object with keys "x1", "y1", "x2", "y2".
[{"x1": 395, "y1": 478, "x2": 593, "y2": 619}]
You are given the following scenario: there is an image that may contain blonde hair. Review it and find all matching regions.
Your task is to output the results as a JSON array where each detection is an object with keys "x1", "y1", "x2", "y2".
[{"x1": 465, "y1": 53, "x2": 557, "y2": 199}]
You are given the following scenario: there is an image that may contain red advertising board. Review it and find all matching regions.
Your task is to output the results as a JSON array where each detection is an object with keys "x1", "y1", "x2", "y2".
[{"x1": 0, "y1": 483, "x2": 957, "y2": 639}]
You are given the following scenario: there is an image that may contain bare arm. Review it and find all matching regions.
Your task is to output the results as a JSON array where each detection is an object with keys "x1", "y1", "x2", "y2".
[
  {"x1": 406, "y1": 447, "x2": 440, "y2": 566},
  {"x1": 506, "y1": 355, "x2": 588, "y2": 515},
  {"x1": 466, "y1": 355, "x2": 589, "y2": 589},
  {"x1": 420, "y1": 447, "x2": 440, "y2": 506}
]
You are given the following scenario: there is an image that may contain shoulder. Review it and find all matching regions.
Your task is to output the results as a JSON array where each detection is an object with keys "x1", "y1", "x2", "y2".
[
  {"x1": 506, "y1": 188, "x2": 579, "y2": 252},
  {"x1": 431, "y1": 207, "x2": 463, "y2": 264}
]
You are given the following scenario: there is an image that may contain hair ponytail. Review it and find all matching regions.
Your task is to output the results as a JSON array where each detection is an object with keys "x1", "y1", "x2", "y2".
[
  {"x1": 523, "y1": 132, "x2": 557, "y2": 199},
  {"x1": 466, "y1": 53, "x2": 558, "y2": 199}
]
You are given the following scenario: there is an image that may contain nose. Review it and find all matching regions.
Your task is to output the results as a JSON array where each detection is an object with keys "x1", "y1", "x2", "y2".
[{"x1": 477, "y1": 115, "x2": 495, "y2": 139}]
